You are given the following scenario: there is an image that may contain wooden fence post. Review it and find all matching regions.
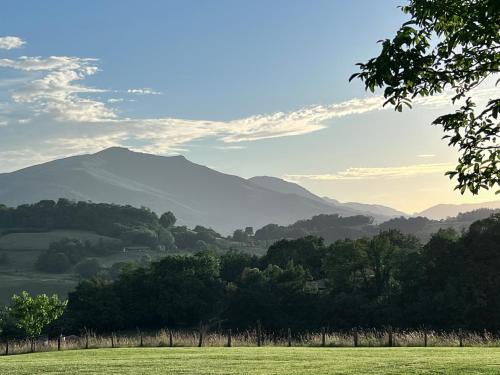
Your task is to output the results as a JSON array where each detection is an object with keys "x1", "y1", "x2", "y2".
[
  {"x1": 198, "y1": 322, "x2": 204, "y2": 347},
  {"x1": 85, "y1": 331, "x2": 89, "y2": 349},
  {"x1": 169, "y1": 330, "x2": 173, "y2": 347},
  {"x1": 227, "y1": 329, "x2": 232, "y2": 347},
  {"x1": 388, "y1": 327, "x2": 393, "y2": 347},
  {"x1": 4, "y1": 340, "x2": 8, "y2": 356},
  {"x1": 57, "y1": 335, "x2": 62, "y2": 351},
  {"x1": 139, "y1": 330, "x2": 143, "y2": 347},
  {"x1": 256, "y1": 320, "x2": 262, "y2": 347},
  {"x1": 459, "y1": 329, "x2": 463, "y2": 347},
  {"x1": 424, "y1": 331, "x2": 428, "y2": 347},
  {"x1": 353, "y1": 329, "x2": 358, "y2": 347},
  {"x1": 321, "y1": 327, "x2": 326, "y2": 347},
  {"x1": 111, "y1": 332, "x2": 115, "y2": 348},
  {"x1": 287, "y1": 328, "x2": 292, "y2": 347}
]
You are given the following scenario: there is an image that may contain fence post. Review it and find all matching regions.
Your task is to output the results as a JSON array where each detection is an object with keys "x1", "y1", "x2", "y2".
[
  {"x1": 424, "y1": 331, "x2": 428, "y2": 347},
  {"x1": 5, "y1": 340, "x2": 8, "y2": 356},
  {"x1": 57, "y1": 334, "x2": 62, "y2": 351},
  {"x1": 111, "y1": 332, "x2": 115, "y2": 348},
  {"x1": 257, "y1": 320, "x2": 262, "y2": 347},
  {"x1": 139, "y1": 330, "x2": 143, "y2": 347},
  {"x1": 198, "y1": 322, "x2": 204, "y2": 347},
  {"x1": 459, "y1": 329, "x2": 463, "y2": 347},
  {"x1": 227, "y1": 329, "x2": 232, "y2": 347},
  {"x1": 353, "y1": 329, "x2": 358, "y2": 347},
  {"x1": 287, "y1": 328, "x2": 292, "y2": 347},
  {"x1": 388, "y1": 326, "x2": 393, "y2": 347},
  {"x1": 321, "y1": 327, "x2": 326, "y2": 347},
  {"x1": 169, "y1": 330, "x2": 173, "y2": 347},
  {"x1": 85, "y1": 331, "x2": 89, "y2": 349}
]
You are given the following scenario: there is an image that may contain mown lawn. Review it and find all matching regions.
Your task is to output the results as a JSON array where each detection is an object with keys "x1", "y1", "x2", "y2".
[{"x1": 1, "y1": 347, "x2": 499, "y2": 374}]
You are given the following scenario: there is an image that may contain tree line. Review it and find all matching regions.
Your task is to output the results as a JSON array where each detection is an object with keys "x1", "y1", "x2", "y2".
[{"x1": 45, "y1": 213, "x2": 500, "y2": 334}]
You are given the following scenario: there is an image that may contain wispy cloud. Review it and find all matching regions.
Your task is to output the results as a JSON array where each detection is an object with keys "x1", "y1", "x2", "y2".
[
  {"x1": 285, "y1": 163, "x2": 455, "y2": 181},
  {"x1": 127, "y1": 88, "x2": 163, "y2": 95},
  {"x1": 107, "y1": 98, "x2": 124, "y2": 103},
  {"x1": 416, "y1": 154, "x2": 436, "y2": 158},
  {"x1": 0, "y1": 46, "x2": 387, "y2": 164},
  {"x1": 0, "y1": 37, "x2": 483, "y2": 172},
  {"x1": 0, "y1": 36, "x2": 26, "y2": 50}
]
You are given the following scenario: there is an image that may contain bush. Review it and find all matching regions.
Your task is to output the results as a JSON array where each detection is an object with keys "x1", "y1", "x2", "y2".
[
  {"x1": 74, "y1": 259, "x2": 101, "y2": 279},
  {"x1": 121, "y1": 228, "x2": 158, "y2": 247},
  {"x1": 36, "y1": 252, "x2": 71, "y2": 273}
]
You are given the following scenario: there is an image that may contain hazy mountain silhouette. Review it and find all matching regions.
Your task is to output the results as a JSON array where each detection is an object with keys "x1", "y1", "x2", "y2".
[
  {"x1": 249, "y1": 176, "x2": 406, "y2": 221},
  {"x1": 0, "y1": 147, "x2": 397, "y2": 234},
  {"x1": 417, "y1": 201, "x2": 500, "y2": 220},
  {"x1": 248, "y1": 176, "x2": 327, "y2": 203}
]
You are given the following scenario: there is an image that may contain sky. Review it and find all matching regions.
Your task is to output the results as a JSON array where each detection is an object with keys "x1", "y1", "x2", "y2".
[{"x1": 0, "y1": 0, "x2": 498, "y2": 213}]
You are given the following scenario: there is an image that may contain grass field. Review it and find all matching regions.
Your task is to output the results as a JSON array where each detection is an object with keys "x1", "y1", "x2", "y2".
[
  {"x1": 0, "y1": 347, "x2": 499, "y2": 374},
  {"x1": 0, "y1": 230, "x2": 119, "y2": 251},
  {"x1": 0, "y1": 272, "x2": 78, "y2": 304}
]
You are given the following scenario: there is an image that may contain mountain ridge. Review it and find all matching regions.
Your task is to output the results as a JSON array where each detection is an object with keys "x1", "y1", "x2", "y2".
[
  {"x1": 416, "y1": 201, "x2": 500, "y2": 220},
  {"x1": 0, "y1": 148, "x2": 364, "y2": 234}
]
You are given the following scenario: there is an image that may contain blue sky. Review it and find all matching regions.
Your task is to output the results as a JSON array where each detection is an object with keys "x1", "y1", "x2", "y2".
[{"x1": 0, "y1": 1, "x2": 497, "y2": 212}]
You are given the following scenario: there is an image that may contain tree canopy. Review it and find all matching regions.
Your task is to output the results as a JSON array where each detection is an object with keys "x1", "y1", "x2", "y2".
[
  {"x1": 351, "y1": 0, "x2": 500, "y2": 194},
  {"x1": 9, "y1": 292, "x2": 67, "y2": 350}
]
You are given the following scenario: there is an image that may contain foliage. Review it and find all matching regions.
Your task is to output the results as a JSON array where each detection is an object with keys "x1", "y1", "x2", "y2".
[
  {"x1": 232, "y1": 229, "x2": 249, "y2": 242},
  {"x1": 74, "y1": 258, "x2": 101, "y2": 279},
  {"x1": 9, "y1": 291, "x2": 66, "y2": 338},
  {"x1": 351, "y1": 0, "x2": 500, "y2": 194},
  {"x1": 61, "y1": 214, "x2": 500, "y2": 332},
  {"x1": 35, "y1": 238, "x2": 115, "y2": 273},
  {"x1": 159, "y1": 211, "x2": 176, "y2": 228},
  {"x1": 255, "y1": 214, "x2": 376, "y2": 243},
  {"x1": 0, "y1": 199, "x2": 161, "y2": 239}
]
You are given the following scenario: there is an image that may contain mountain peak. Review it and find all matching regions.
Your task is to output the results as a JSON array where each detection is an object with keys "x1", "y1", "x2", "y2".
[{"x1": 95, "y1": 147, "x2": 132, "y2": 155}]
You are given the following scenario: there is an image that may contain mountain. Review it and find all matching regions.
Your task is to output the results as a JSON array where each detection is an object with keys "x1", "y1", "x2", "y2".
[
  {"x1": 417, "y1": 201, "x2": 500, "y2": 220},
  {"x1": 0, "y1": 147, "x2": 365, "y2": 234},
  {"x1": 321, "y1": 197, "x2": 407, "y2": 219},
  {"x1": 249, "y1": 176, "x2": 406, "y2": 222},
  {"x1": 248, "y1": 176, "x2": 325, "y2": 203}
]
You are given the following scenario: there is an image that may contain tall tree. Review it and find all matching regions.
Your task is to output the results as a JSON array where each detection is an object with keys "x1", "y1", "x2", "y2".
[{"x1": 351, "y1": 0, "x2": 500, "y2": 194}]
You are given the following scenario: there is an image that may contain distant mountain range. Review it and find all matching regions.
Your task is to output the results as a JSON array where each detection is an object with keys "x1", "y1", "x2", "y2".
[
  {"x1": 0, "y1": 147, "x2": 497, "y2": 233},
  {"x1": 415, "y1": 201, "x2": 500, "y2": 220},
  {"x1": 0, "y1": 148, "x2": 401, "y2": 233},
  {"x1": 249, "y1": 176, "x2": 406, "y2": 219}
]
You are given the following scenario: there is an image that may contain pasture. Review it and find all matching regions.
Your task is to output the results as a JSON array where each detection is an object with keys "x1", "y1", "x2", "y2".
[
  {"x1": 0, "y1": 272, "x2": 77, "y2": 304},
  {"x1": 1, "y1": 347, "x2": 499, "y2": 374},
  {"x1": 0, "y1": 230, "x2": 118, "y2": 251}
]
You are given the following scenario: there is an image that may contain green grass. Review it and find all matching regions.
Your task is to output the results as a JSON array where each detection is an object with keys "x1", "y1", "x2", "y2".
[
  {"x1": 0, "y1": 230, "x2": 118, "y2": 251},
  {"x1": 1, "y1": 347, "x2": 499, "y2": 374},
  {"x1": 0, "y1": 272, "x2": 77, "y2": 304}
]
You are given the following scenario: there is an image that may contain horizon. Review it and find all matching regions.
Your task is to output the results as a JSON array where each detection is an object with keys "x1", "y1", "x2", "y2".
[
  {"x1": 0, "y1": 0, "x2": 498, "y2": 212},
  {"x1": 2, "y1": 145, "x2": 499, "y2": 216}
]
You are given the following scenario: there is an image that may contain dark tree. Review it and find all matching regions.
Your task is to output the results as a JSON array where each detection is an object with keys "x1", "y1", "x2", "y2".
[{"x1": 159, "y1": 211, "x2": 176, "y2": 228}]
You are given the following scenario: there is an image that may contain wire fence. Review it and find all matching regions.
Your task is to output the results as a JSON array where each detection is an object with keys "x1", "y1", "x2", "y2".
[{"x1": 2, "y1": 328, "x2": 500, "y2": 356}]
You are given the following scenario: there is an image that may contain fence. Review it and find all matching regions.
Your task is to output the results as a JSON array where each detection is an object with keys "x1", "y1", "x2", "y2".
[{"x1": 1, "y1": 328, "x2": 500, "y2": 356}]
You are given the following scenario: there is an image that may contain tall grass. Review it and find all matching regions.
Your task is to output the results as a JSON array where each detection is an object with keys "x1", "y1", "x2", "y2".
[{"x1": 1, "y1": 329, "x2": 499, "y2": 355}]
